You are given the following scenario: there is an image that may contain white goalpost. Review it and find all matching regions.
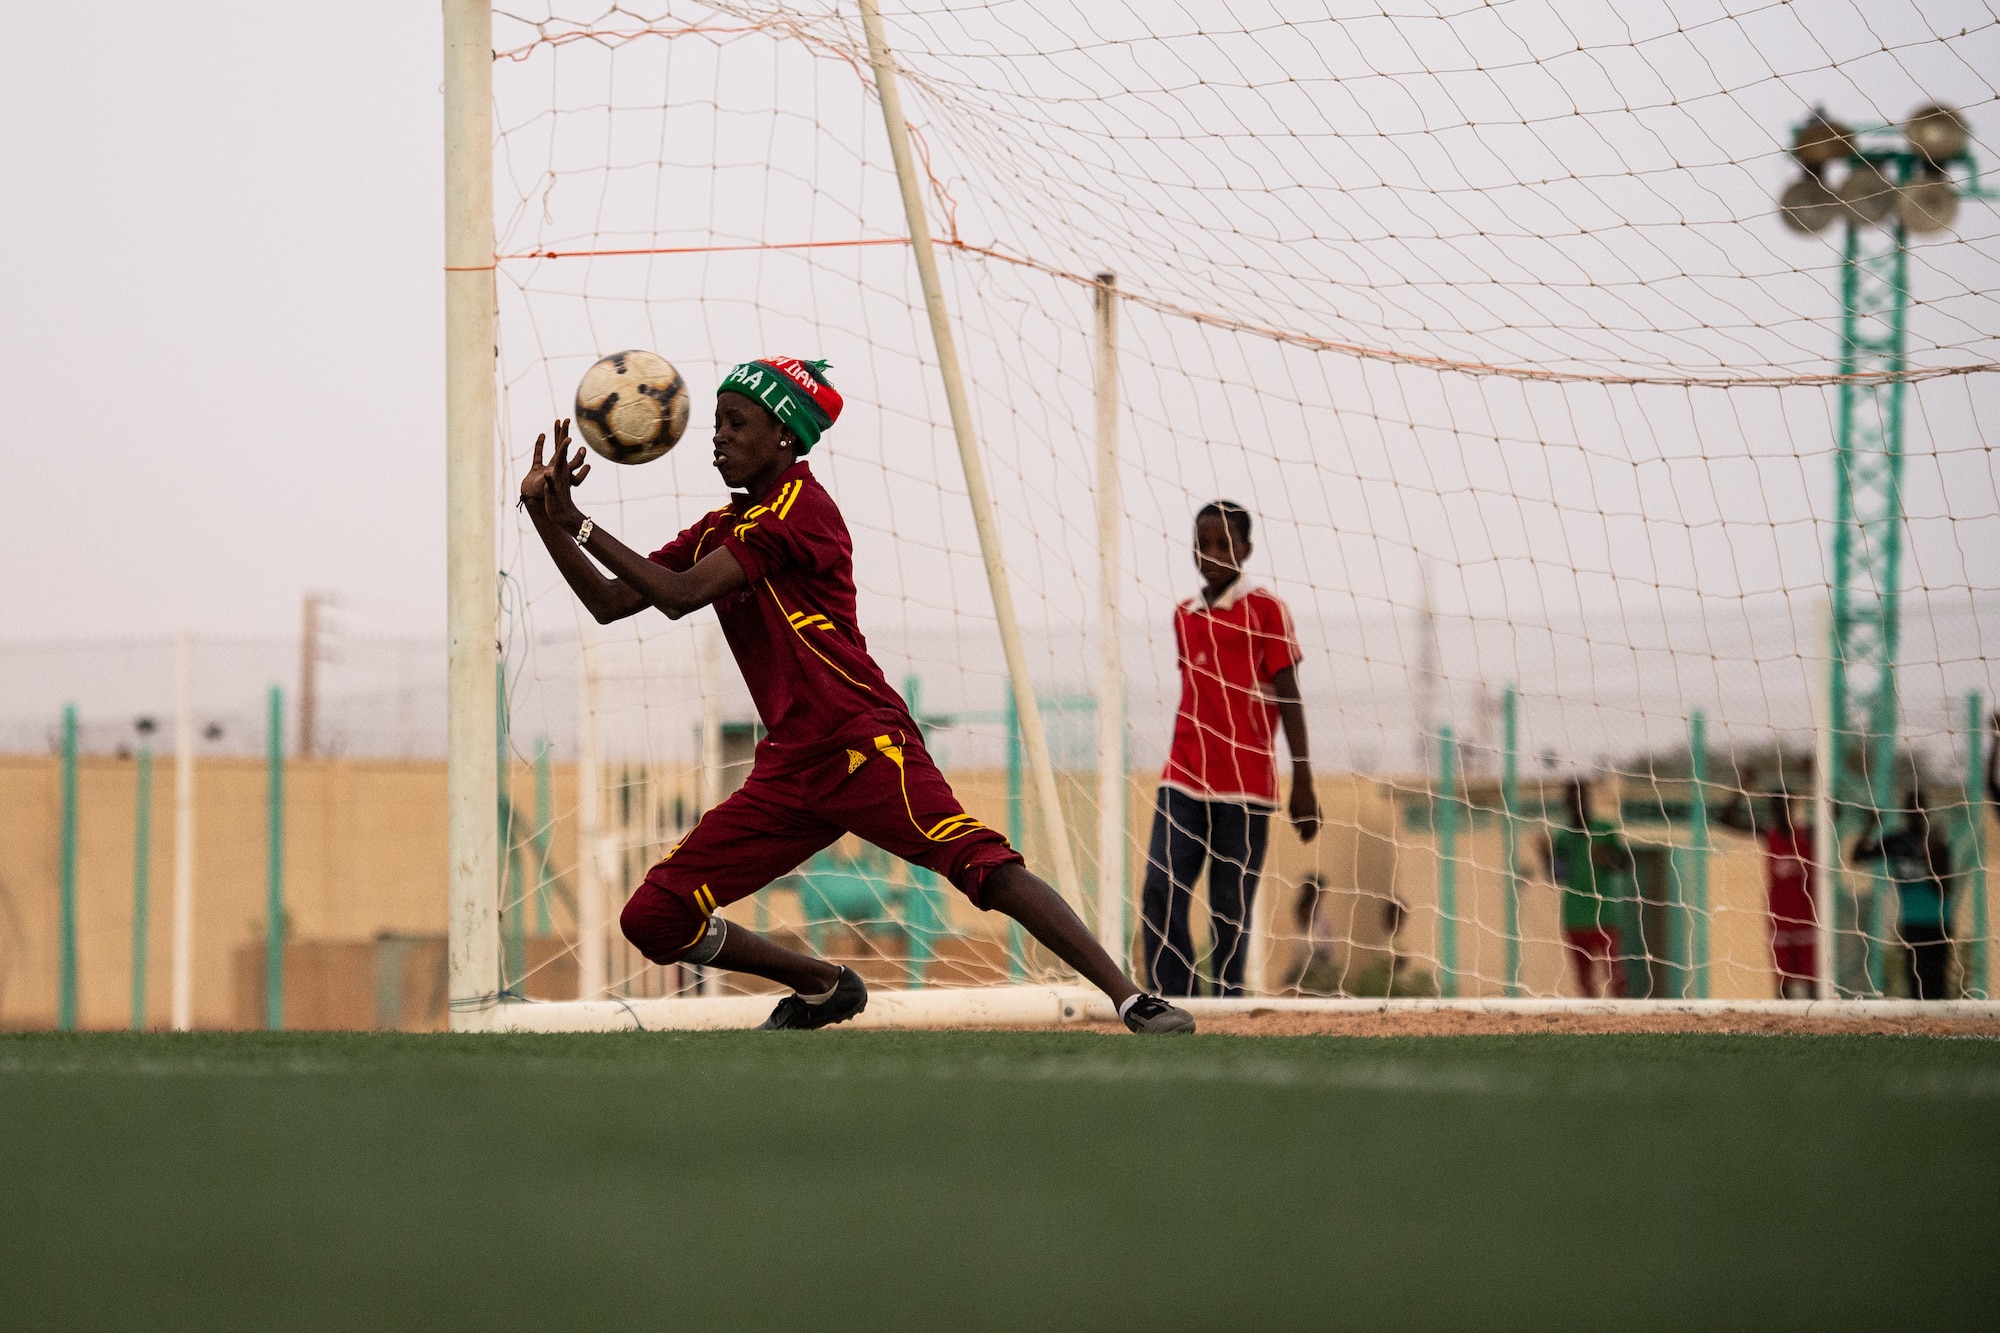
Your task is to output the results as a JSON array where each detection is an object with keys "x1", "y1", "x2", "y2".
[
  {"x1": 1092, "y1": 272, "x2": 1126, "y2": 966},
  {"x1": 855, "y1": 0, "x2": 1086, "y2": 917},
  {"x1": 448, "y1": 1, "x2": 1998, "y2": 1033},
  {"x1": 442, "y1": 0, "x2": 499, "y2": 1032}
]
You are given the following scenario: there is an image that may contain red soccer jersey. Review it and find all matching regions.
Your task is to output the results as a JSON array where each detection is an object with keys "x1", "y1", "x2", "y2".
[
  {"x1": 649, "y1": 461, "x2": 918, "y2": 775},
  {"x1": 1162, "y1": 580, "x2": 1303, "y2": 806},
  {"x1": 1765, "y1": 825, "x2": 1817, "y2": 927}
]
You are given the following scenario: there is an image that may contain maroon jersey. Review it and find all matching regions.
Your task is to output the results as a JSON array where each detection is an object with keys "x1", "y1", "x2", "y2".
[
  {"x1": 649, "y1": 460, "x2": 918, "y2": 775},
  {"x1": 1162, "y1": 580, "x2": 1302, "y2": 806}
]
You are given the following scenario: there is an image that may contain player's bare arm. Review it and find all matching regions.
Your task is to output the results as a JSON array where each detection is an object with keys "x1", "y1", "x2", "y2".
[
  {"x1": 521, "y1": 418, "x2": 749, "y2": 622},
  {"x1": 1270, "y1": 664, "x2": 1319, "y2": 841},
  {"x1": 521, "y1": 422, "x2": 646, "y2": 622}
]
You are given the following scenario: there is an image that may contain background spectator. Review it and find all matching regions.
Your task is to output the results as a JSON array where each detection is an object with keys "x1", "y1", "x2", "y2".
[
  {"x1": 1536, "y1": 778, "x2": 1634, "y2": 998},
  {"x1": 1852, "y1": 787, "x2": 1957, "y2": 999},
  {"x1": 1714, "y1": 767, "x2": 1820, "y2": 999},
  {"x1": 1141, "y1": 501, "x2": 1319, "y2": 997}
]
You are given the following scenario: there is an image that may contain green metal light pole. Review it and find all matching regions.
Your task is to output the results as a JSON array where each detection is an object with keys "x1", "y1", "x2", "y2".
[
  {"x1": 1501, "y1": 688, "x2": 1523, "y2": 997},
  {"x1": 58, "y1": 704, "x2": 79, "y2": 1032},
  {"x1": 1688, "y1": 711, "x2": 1710, "y2": 1000},
  {"x1": 496, "y1": 660, "x2": 524, "y2": 995},
  {"x1": 1436, "y1": 726, "x2": 1459, "y2": 998},
  {"x1": 131, "y1": 737, "x2": 154, "y2": 1031},
  {"x1": 1777, "y1": 104, "x2": 1988, "y2": 992},
  {"x1": 1965, "y1": 693, "x2": 1989, "y2": 999}
]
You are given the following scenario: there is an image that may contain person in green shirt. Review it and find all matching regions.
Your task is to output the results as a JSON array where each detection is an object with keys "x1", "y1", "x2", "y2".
[{"x1": 1536, "y1": 778, "x2": 1634, "y2": 997}]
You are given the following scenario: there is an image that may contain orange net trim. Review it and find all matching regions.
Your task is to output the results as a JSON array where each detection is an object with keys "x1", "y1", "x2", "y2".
[{"x1": 493, "y1": 236, "x2": 1997, "y2": 389}]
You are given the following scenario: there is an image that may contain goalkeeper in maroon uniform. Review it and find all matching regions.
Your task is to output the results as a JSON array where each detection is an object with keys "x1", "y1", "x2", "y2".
[{"x1": 520, "y1": 355, "x2": 1194, "y2": 1033}]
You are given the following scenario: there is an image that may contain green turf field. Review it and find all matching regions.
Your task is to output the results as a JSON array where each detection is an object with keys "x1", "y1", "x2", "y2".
[{"x1": 3, "y1": 1030, "x2": 1996, "y2": 1331}]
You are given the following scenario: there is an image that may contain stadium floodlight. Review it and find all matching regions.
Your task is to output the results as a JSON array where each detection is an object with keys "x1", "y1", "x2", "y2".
[
  {"x1": 1834, "y1": 161, "x2": 1897, "y2": 224},
  {"x1": 1773, "y1": 102, "x2": 1988, "y2": 995},
  {"x1": 1778, "y1": 176, "x2": 1841, "y2": 234},
  {"x1": 1790, "y1": 111, "x2": 1854, "y2": 169},
  {"x1": 1900, "y1": 104, "x2": 1970, "y2": 235},
  {"x1": 1904, "y1": 104, "x2": 1969, "y2": 167},
  {"x1": 1897, "y1": 174, "x2": 1960, "y2": 234},
  {"x1": 1778, "y1": 104, "x2": 1975, "y2": 236}
]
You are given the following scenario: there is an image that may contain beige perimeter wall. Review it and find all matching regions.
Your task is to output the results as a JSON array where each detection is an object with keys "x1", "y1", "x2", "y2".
[{"x1": 4, "y1": 754, "x2": 1994, "y2": 1027}]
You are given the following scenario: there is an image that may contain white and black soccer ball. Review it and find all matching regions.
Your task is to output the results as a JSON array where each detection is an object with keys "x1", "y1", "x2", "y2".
[{"x1": 573, "y1": 350, "x2": 690, "y2": 465}]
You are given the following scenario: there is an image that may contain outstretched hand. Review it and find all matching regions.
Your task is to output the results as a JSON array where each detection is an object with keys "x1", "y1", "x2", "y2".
[
  {"x1": 519, "y1": 422, "x2": 560, "y2": 507},
  {"x1": 520, "y1": 420, "x2": 591, "y2": 529}
]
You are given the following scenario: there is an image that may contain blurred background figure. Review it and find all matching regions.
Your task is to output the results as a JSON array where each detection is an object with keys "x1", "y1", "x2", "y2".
[
  {"x1": 1852, "y1": 787, "x2": 1958, "y2": 1000},
  {"x1": 1281, "y1": 873, "x2": 1331, "y2": 994},
  {"x1": 1537, "y1": 778, "x2": 1634, "y2": 998},
  {"x1": 1715, "y1": 767, "x2": 1819, "y2": 1000},
  {"x1": 1986, "y1": 711, "x2": 1999, "y2": 813}
]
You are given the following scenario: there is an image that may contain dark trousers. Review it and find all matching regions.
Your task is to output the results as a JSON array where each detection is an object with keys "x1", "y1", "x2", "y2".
[
  {"x1": 1140, "y1": 786, "x2": 1271, "y2": 998},
  {"x1": 1895, "y1": 923, "x2": 1953, "y2": 1000}
]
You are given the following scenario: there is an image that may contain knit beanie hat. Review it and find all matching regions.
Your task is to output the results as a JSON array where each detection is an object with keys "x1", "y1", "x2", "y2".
[{"x1": 717, "y1": 357, "x2": 844, "y2": 452}]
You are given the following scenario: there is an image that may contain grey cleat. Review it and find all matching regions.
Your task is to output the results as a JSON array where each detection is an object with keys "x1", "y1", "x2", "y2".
[
  {"x1": 1122, "y1": 994, "x2": 1197, "y2": 1034},
  {"x1": 757, "y1": 966, "x2": 868, "y2": 1031}
]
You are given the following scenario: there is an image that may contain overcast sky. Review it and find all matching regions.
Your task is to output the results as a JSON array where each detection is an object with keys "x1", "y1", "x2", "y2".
[
  {"x1": 3, "y1": 0, "x2": 1993, "y2": 698},
  {"x1": 1, "y1": 3, "x2": 446, "y2": 641}
]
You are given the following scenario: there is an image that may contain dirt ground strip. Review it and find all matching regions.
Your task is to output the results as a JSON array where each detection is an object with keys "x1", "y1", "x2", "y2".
[{"x1": 1049, "y1": 1010, "x2": 2000, "y2": 1038}]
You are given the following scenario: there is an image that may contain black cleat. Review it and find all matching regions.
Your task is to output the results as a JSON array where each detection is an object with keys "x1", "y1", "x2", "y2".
[
  {"x1": 756, "y1": 967, "x2": 868, "y2": 1031},
  {"x1": 1123, "y1": 994, "x2": 1196, "y2": 1034}
]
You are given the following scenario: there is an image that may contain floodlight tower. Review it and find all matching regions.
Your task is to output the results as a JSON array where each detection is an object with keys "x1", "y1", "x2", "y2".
[{"x1": 1777, "y1": 107, "x2": 1981, "y2": 822}]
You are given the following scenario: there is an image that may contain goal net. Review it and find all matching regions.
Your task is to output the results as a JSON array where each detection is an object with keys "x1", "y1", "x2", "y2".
[{"x1": 481, "y1": 0, "x2": 1998, "y2": 1019}]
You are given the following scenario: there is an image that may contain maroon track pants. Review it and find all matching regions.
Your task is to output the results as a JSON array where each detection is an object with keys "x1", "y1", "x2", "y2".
[{"x1": 619, "y1": 730, "x2": 1022, "y2": 964}]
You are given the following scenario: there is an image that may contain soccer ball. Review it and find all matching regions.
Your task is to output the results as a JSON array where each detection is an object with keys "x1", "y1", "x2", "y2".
[{"x1": 573, "y1": 350, "x2": 690, "y2": 465}]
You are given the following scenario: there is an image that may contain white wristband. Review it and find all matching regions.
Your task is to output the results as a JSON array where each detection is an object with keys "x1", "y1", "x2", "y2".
[{"x1": 575, "y1": 518, "x2": 594, "y2": 545}]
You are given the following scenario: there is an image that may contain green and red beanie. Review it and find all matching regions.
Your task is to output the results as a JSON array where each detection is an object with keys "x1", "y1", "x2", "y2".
[{"x1": 717, "y1": 357, "x2": 844, "y2": 453}]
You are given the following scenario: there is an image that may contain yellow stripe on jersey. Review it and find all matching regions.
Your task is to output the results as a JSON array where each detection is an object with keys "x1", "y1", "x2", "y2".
[
  {"x1": 776, "y1": 479, "x2": 803, "y2": 519},
  {"x1": 766, "y1": 581, "x2": 872, "y2": 691},
  {"x1": 737, "y1": 481, "x2": 799, "y2": 526},
  {"x1": 727, "y1": 483, "x2": 804, "y2": 547}
]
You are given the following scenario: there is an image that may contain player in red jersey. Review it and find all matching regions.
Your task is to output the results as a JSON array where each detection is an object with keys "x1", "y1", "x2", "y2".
[
  {"x1": 1141, "y1": 501, "x2": 1319, "y2": 997},
  {"x1": 520, "y1": 355, "x2": 1194, "y2": 1033},
  {"x1": 1715, "y1": 770, "x2": 1819, "y2": 999}
]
